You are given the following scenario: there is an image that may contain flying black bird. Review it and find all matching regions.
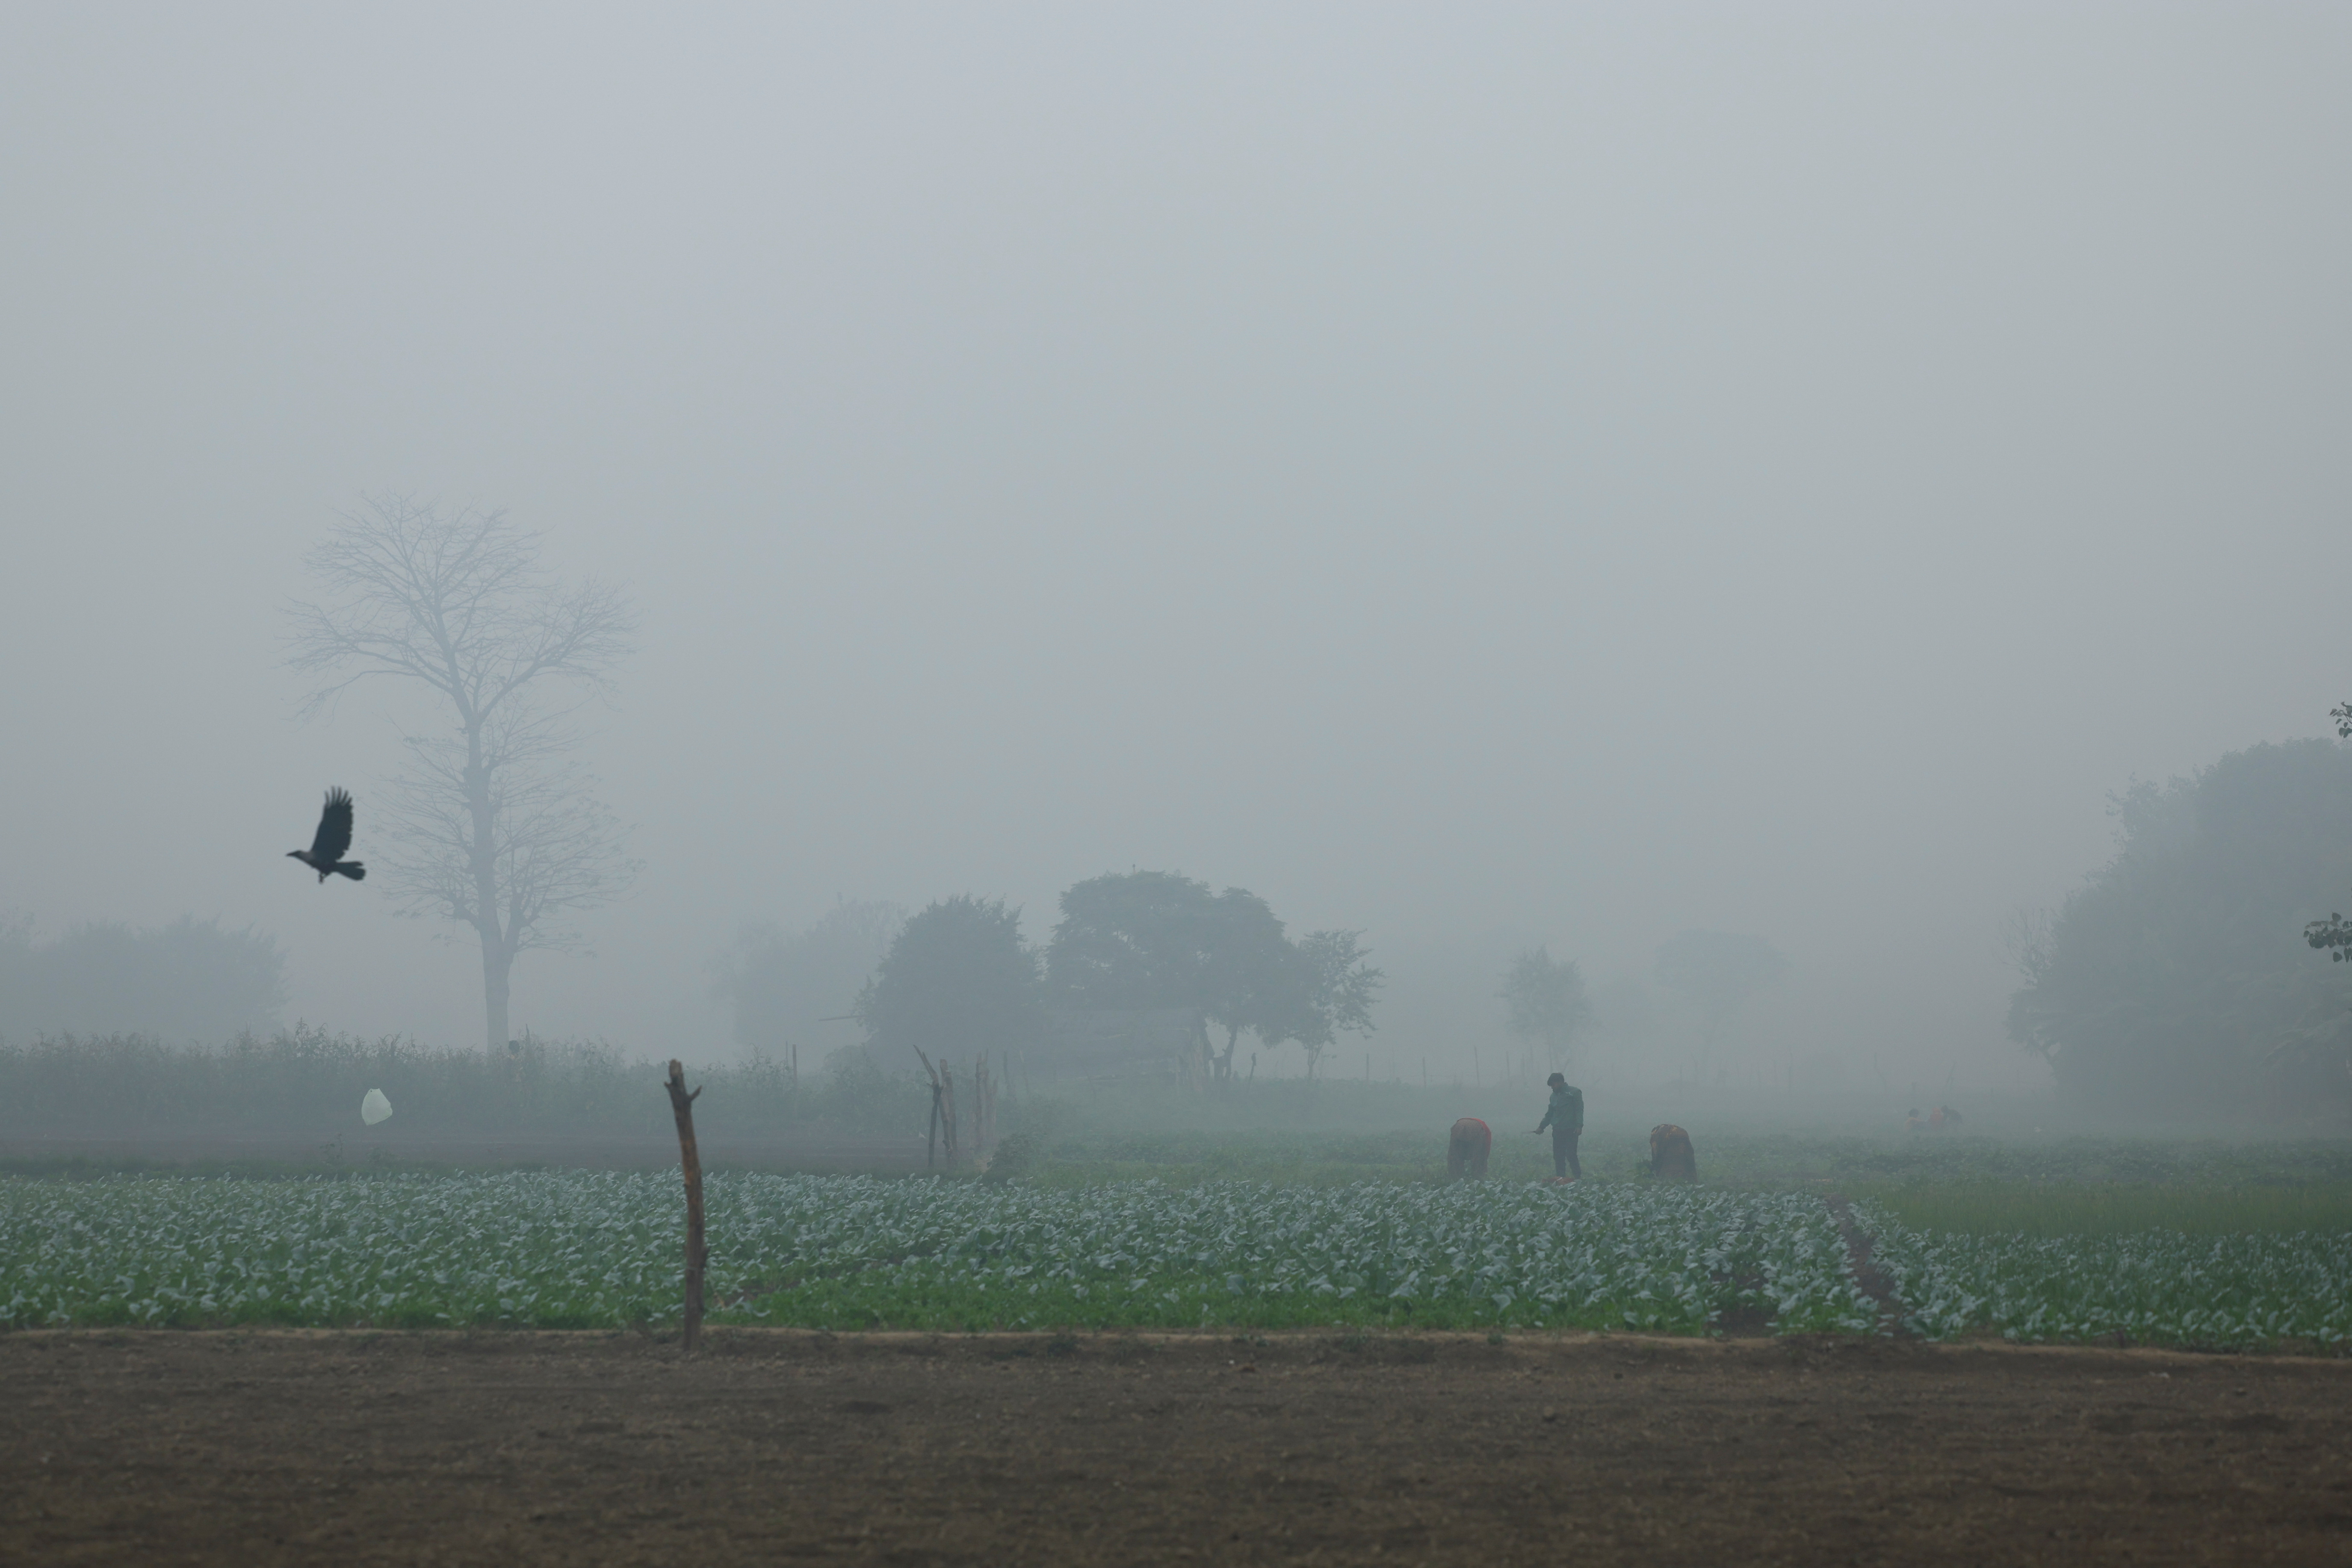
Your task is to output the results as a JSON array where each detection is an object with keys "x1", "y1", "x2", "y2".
[{"x1": 288, "y1": 788, "x2": 366, "y2": 883}]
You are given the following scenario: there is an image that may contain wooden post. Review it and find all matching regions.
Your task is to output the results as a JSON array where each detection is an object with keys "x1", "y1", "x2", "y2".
[
  {"x1": 940, "y1": 1063, "x2": 960, "y2": 1165},
  {"x1": 913, "y1": 1047, "x2": 943, "y2": 1168},
  {"x1": 663, "y1": 1059, "x2": 706, "y2": 1353},
  {"x1": 970, "y1": 1054, "x2": 984, "y2": 1161},
  {"x1": 977, "y1": 1054, "x2": 992, "y2": 1158}
]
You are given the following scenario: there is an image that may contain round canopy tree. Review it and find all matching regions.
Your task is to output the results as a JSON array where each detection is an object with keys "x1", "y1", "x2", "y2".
[
  {"x1": 1044, "y1": 871, "x2": 1379, "y2": 1078},
  {"x1": 855, "y1": 896, "x2": 1042, "y2": 1064},
  {"x1": 2012, "y1": 739, "x2": 2352, "y2": 1119}
]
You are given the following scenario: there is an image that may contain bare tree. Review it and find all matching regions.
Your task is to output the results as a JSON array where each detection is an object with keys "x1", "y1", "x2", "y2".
[
  {"x1": 286, "y1": 495, "x2": 638, "y2": 1050},
  {"x1": 1293, "y1": 928, "x2": 1383, "y2": 1080},
  {"x1": 1499, "y1": 946, "x2": 1591, "y2": 1079}
]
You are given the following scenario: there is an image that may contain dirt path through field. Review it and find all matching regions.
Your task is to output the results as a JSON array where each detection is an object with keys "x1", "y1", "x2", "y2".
[
  {"x1": 6, "y1": 1329, "x2": 2349, "y2": 1565},
  {"x1": 1825, "y1": 1192, "x2": 1909, "y2": 1335}
]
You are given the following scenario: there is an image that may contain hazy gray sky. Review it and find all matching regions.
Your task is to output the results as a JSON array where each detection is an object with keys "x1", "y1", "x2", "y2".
[{"x1": 4, "y1": 4, "x2": 2347, "y2": 1086}]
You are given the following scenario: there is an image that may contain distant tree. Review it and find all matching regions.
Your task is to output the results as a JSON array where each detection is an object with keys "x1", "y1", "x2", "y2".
[
  {"x1": 0, "y1": 915, "x2": 31, "y2": 1031},
  {"x1": 0, "y1": 915, "x2": 286, "y2": 1043},
  {"x1": 1652, "y1": 930, "x2": 1788, "y2": 1072},
  {"x1": 1290, "y1": 928, "x2": 1385, "y2": 1078},
  {"x1": 2016, "y1": 740, "x2": 2352, "y2": 1117},
  {"x1": 1199, "y1": 888, "x2": 1320, "y2": 1079},
  {"x1": 2305, "y1": 703, "x2": 2352, "y2": 970},
  {"x1": 1045, "y1": 872, "x2": 1374, "y2": 1078},
  {"x1": 1045, "y1": 871, "x2": 1223, "y2": 1013},
  {"x1": 712, "y1": 901, "x2": 906, "y2": 1057},
  {"x1": 855, "y1": 897, "x2": 1043, "y2": 1065},
  {"x1": 1498, "y1": 947, "x2": 1592, "y2": 1076},
  {"x1": 286, "y1": 496, "x2": 638, "y2": 1052}
]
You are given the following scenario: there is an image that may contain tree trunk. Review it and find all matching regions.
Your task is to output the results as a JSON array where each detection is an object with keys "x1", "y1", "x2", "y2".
[
  {"x1": 466, "y1": 731, "x2": 508, "y2": 1054},
  {"x1": 482, "y1": 933, "x2": 512, "y2": 1054}
]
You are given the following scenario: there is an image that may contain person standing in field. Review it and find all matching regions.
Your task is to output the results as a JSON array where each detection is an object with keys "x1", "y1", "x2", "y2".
[{"x1": 1536, "y1": 1071, "x2": 1583, "y2": 1181}]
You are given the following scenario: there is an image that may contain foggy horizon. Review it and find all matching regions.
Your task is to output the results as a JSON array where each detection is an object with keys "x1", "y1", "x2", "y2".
[{"x1": 6, "y1": 4, "x2": 2349, "y2": 1096}]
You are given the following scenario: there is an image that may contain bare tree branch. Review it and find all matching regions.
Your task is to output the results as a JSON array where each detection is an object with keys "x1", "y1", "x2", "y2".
[{"x1": 284, "y1": 495, "x2": 638, "y2": 1048}]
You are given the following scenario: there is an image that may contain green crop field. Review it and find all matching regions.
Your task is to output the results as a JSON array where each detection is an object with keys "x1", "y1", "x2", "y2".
[
  {"x1": 0, "y1": 1172, "x2": 1872, "y2": 1336},
  {"x1": 1858, "y1": 1183, "x2": 2352, "y2": 1237},
  {"x1": 4, "y1": 1155, "x2": 2350, "y2": 1348},
  {"x1": 1854, "y1": 1202, "x2": 2352, "y2": 1347}
]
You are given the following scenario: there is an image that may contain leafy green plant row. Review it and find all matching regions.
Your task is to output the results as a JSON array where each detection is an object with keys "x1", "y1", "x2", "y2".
[
  {"x1": 1854, "y1": 1199, "x2": 2352, "y2": 1348},
  {"x1": 1859, "y1": 1182, "x2": 2352, "y2": 1237},
  {"x1": 1, "y1": 1172, "x2": 1872, "y2": 1335},
  {"x1": 10, "y1": 1172, "x2": 2348, "y2": 1348}
]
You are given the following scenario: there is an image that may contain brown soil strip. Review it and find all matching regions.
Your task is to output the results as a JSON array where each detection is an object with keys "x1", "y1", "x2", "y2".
[
  {"x1": 1826, "y1": 1191, "x2": 1909, "y2": 1336},
  {"x1": 9, "y1": 1329, "x2": 2352, "y2": 1566}
]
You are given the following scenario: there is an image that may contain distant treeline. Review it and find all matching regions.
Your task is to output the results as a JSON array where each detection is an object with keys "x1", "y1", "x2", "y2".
[
  {"x1": 0, "y1": 915, "x2": 286, "y2": 1044},
  {"x1": 0, "y1": 1027, "x2": 1607, "y2": 1151},
  {"x1": 2009, "y1": 738, "x2": 2352, "y2": 1123},
  {"x1": 0, "y1": 1026, "x2": 923, "y2": 1141}
]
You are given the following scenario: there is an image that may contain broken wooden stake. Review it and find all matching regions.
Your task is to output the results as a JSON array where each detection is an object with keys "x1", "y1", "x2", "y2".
[
  {"x1": 913, "y1": 1045, "x2": 951, "y2": 1168},
  {"x1": 940, "y1": 1062, "x2": 960, "y2": 1166},
  {"x1": 664, "y1": 1059, "x2": 706, "y2": 1353}
]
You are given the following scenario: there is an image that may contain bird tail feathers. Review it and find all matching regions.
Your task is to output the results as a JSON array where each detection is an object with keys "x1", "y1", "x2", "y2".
[{"x1": 334, "y1": 862, "x2": 366, "y2": 882}]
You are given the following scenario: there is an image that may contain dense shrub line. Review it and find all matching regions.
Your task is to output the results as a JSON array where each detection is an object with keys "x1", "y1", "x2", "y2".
[{"x1": 0, "y1": 1026, "x2": 923, "y2": 1140}]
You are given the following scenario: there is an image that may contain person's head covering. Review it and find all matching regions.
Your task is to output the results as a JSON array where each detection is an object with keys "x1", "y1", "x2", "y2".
[{"x1": 1547, "y1": 1072, "x2": 1566, "y2": 1087}]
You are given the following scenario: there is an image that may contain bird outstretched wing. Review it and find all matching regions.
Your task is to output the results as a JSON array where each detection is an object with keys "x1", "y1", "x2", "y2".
[{"x1": 310, "y1": 788, "x2": 355, "y2": 865}]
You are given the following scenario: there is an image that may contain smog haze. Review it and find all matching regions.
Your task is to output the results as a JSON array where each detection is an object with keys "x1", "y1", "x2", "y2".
[{"x1": 4, "y1": 3, "x2": 2348, "y2": 1093}]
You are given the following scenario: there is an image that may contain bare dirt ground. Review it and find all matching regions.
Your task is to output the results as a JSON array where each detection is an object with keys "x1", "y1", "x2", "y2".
[{"x1": 5, "y1": 1330, "x2": 2350, "y2": 1567}]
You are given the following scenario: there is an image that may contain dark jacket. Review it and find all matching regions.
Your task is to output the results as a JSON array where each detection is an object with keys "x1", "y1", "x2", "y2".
[{"x1": 1537, "y1": 1084, "x2": 1584, "y2": 1134}]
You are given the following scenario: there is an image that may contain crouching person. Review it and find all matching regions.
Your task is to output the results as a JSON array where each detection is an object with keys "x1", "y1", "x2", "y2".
[
  {"x1": 1536, "y1": 1072, "x2": 1583, "y2": 1180},
  {"x1": 1650, "y1": 1123, "x2": 1697, "y2": 1181},
  {"x1": 1447, "y1": 1116, "x2": 1492, "y2": 1180}
]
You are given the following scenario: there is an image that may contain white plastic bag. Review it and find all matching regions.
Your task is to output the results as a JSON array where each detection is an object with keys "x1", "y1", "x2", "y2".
[{"x1": 360, "y1": 1088, "x2": 393, "y2": 1126}]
